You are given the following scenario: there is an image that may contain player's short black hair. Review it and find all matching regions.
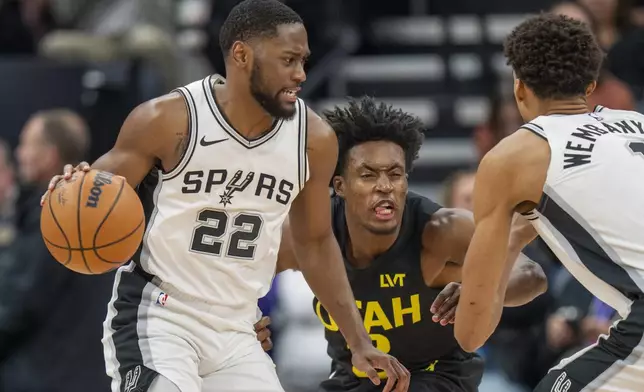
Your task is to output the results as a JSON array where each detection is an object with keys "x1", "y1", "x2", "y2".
[
  {"x1": 504, "y1": 13, "x2": 604, "y2": 99},
  {"x1": 323, "y1": 96, "x2": 424, "y2": 177},
  {"x1": 219, "y1": 0, "x2": 303, "y2": 57}
]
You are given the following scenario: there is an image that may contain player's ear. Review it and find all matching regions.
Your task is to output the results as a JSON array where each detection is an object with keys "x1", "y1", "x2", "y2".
[
  {"x1": 585, "y1": 81, "x2": 597, "y2": 97},
  {"x1": 333, "y1": 176, "x2": 345, "y2": 198},
  {"x1": 514, "y1": 78, "x2": 526, "y2": 103},
  {"x1": 231, "y1": 41, "x2": 251, "y2": 68}
]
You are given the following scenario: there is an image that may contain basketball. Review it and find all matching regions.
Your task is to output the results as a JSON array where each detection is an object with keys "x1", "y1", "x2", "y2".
[{"x1": 40, "y1": 169, "x2": 145, "y2": 275}]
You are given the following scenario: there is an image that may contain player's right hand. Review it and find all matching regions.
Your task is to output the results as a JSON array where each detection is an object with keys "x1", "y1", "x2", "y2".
[
  {"x1": 430, "y1": 282, "x2": 461, "y2": 326},
  {"x1": 40, "y1": 162, "x2": 91, "y2": 206},
  {"x1": 351, "y1": 344, "x2": 410, "y2": 392}
]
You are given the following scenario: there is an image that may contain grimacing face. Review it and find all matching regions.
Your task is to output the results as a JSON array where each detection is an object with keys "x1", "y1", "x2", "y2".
[
  {"x1": 249, "y1": 23, "x2": 309, "y2": 119},
  {"x1": 334, "y1": 141, "x2": 408, "y2": 235}
]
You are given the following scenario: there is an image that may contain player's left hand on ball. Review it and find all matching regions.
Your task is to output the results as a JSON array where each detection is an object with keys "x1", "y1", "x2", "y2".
[
  {"x1": 430, "y1": 282, "x2": 461, "y2": 326},
  {"x1": 351, "y1": 345, "x2": 410, "y2": 392},
  {"x1": 254, "y1": 316, "x2": 273, "y2": 351}
]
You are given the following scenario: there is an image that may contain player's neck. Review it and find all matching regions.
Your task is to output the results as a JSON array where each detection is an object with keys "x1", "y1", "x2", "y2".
[
  {"x1": 344, "y1": 216, "x2": 400, "y2": 268},
  {"x1": 540, "y1": 97, "x2": 589, "y2": 117},
  {"x1": 213, "y1": 83, "x2": 275, "y2": 139}
]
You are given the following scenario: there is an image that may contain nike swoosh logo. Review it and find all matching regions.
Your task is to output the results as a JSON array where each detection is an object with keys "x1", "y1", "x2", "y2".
[{"x1": 200, "y1": 136, "x2": 228, "y2": 146}]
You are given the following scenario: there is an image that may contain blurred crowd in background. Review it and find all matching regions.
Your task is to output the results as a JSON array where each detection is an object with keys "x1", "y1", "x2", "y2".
[{"x1": 1, "y1": 0, "x2": 643, "y2": 391}]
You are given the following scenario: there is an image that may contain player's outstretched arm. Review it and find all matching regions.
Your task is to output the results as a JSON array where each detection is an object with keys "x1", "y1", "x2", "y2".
[
  {"x1": 453, "y1": 130, "x2": 549, "y2": 352},
  {"x1": 42, "y1": 92, "x2": 188, "y2": 203},
  {"x1": 287, "y1": 109, "x2": 409, "y2": 392},
  {"x1": 423, "y1": 208, "x2": 547, "y2": 305}
]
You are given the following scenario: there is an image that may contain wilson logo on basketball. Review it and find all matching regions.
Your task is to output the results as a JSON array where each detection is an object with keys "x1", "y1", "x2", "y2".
[{"x1": 85, "y1": 171, "x2": 114, "y2": 208}]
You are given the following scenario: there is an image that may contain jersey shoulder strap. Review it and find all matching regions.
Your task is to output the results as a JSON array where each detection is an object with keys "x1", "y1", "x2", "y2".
[
  {"x1": 521, "y1": 105, "x2": 607, "y2": 140},
  {"x1": 405, "y1": 192, "x2": 442, "y2": 241}
]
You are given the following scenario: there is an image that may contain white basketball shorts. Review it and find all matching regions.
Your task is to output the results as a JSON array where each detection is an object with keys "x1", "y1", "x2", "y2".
[{"x1": 102, "y1": 262, "x2": 285, "y2": 392}]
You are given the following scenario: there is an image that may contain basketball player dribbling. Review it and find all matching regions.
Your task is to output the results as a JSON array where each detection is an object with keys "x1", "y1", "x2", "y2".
[
  {"x1": 41, "y1": 1, "x2": 410, "y2": 391},
  {"x1": 454, "y1": 14, "x2": 644, "y2": 392},
  {"x1": 265, "y1": 97, "x2": 547, "y2": 391}
]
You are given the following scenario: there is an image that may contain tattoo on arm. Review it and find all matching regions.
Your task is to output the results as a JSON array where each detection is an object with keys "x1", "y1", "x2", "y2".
[{"x1": 175, "y1": 132, "x2": 188, "y2": 156}]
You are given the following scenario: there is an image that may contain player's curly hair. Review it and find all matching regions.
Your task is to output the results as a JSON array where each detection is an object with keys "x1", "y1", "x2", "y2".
[
  {"x1": 504, "y1": 13, "x2": 604, "y2": 99},
  {"x1": 219, "y1": 0, "x2": 303, "y2": 57},
  {"x1": 323, "y1": 96, "x2": 424, "y2": 177}
]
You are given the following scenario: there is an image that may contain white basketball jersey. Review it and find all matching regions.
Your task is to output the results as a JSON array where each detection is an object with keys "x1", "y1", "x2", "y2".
[
  {"x1": 133, "y1": 75, "x2": 309, "y2": 328},
  {"x1": 522, "y1": 105, "x2": 644, "y2": 318}
]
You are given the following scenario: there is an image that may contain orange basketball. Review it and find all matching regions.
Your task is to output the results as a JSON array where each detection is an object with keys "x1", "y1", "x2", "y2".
[{"x1": 40, "y1": 169, "x2": 145, "y2": 275}]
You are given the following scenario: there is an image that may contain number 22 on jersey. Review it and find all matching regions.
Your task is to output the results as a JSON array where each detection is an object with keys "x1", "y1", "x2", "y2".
[{"x1": 189, "y1": 209, "x2": 264, "y2": 260}]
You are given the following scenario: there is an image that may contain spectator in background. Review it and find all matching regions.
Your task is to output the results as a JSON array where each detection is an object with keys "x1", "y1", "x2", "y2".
[
  {"x1": 580, "y1": 298, "x2": 618, "y2": 346},
  {"x1": 0, "y1": 0, "x2": 56, "y2": 54},
  {"x1": 631, "y1": 0, "x2": 644, "y2": 26},
  {"x1": 474, "y1": 1, "x2": 636, "y2": 162},
  {"x1": 0, "y1": 109, "x2": 112, "y2": 392},
  {"x1": 472, "y1": 95, "x2": 523, "y2": 162},
  {"x1": 551, "y1": 0, "x2": 635, "y2": 110},
  {"x1": 442, "y1": 169, "x2": 476, "y2": 211},
  {"x1": 605, "y1": 0, "x2": 644, "y2": 106},
  {"x1": 577, "y1": 0, "x2": 633, "y2": 49},
  {"x1": 0, "y1": 140, "x2": 17, "y2": 251},
  {"x1": 38, "y1": 0, "x2": 178, "y2": 92}
]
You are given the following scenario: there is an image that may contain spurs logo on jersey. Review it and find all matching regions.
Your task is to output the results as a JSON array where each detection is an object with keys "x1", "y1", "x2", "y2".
[
  {"x1": 220, "y1": 170, "x2": 254, "y2": 206},
  {"x1": 550, "y1": 372, "x2": 571, "y2": 392},
  {"x1": 132, "y1": 74, "x2": 309, "y2": 331},
  {"x1": 124, "y1": 365, "x2": 141, "y2": 392},
  {"x1": 181, "y1": 169, "x2": 295, "y2": 206}
]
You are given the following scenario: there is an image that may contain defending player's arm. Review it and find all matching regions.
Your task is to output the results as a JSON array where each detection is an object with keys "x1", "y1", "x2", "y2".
[
  {"x1": 453, "y1": 130, "x2": 549, "y2": 352},
  {"x1": 43, "y1": 93, "x2": 188, "y2": 200},
  {"x1": 423, "y1": 208, "x2": 546, "y2": 306},
  {"x1": 287, "y1": 110, "x2": 409, "y2": 392}
]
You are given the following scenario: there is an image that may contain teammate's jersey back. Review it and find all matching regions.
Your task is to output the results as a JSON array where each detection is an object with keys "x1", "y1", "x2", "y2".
[
  {"x1": 523, "y1": 105, "x2": 644, "y2": 318},
  {"x1": 133, "y1": 75, "x2": 308, "y2": 329}
]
